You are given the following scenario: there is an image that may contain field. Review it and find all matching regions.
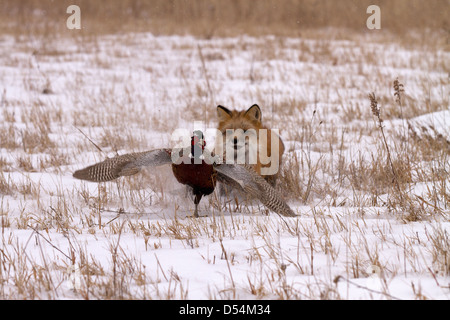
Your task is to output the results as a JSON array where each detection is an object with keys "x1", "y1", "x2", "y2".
[{"x1": 0, "y1": 1, "x2": 449, "y2": 300}]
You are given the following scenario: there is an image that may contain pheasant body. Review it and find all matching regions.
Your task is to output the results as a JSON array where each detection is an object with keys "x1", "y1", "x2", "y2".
[{"x1": 73, "y1": 132, "x2": 296, "y2": 217}]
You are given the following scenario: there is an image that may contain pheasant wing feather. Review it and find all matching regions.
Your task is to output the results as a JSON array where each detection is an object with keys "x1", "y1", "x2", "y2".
[
  {"x1": 214, "y1": 164, "x2": 297, "y2": 217},
  {"x1": 73, "y1": 148, "x2": 172, "y2": 182}
]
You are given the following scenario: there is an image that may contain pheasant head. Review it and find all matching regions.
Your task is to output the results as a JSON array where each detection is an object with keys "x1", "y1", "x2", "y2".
[{"x1": 191, "y1": 130, "x2": 206, "y2": 159}]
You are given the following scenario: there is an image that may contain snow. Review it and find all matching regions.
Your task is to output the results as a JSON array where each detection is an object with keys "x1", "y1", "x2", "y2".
[{"x1": 0, "y1": 32, "x2": 449, "y2": 300}]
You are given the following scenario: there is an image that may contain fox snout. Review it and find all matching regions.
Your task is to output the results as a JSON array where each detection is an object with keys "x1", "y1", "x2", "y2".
[
  {"x1": 232, "y1": 136, "x2": 246, "y2": 150},
  {"x1": 233, "y1": 137, "x2": 239, "y2": 149}
]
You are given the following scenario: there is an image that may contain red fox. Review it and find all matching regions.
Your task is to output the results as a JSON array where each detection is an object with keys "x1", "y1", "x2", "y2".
[{"x1": 216, "y1": 104, "x2": 284, "y2": 186}]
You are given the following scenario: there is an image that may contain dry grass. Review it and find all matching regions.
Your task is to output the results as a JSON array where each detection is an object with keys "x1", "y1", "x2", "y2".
[{"x1": 1, "y1": 0, "x2": 448, "y2": 40}]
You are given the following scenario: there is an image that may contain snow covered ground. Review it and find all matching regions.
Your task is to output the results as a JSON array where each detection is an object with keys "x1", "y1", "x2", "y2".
[{"x1": 0, "y1": 31, "x2": 448, "y2": 299}]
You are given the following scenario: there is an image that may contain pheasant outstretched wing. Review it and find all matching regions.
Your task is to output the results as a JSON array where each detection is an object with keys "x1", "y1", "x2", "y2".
[
  {"x1": 73, "y1": 148, "x2": 172, "y2": 182},
  {"x1": 214, "y1": 164, "x2": 297, "y2": 217}
]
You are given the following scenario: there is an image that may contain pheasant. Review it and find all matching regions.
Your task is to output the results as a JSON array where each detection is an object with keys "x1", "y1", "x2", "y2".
[{"x1": 73, "y1": 131, "x2": 296, "y2": 217}]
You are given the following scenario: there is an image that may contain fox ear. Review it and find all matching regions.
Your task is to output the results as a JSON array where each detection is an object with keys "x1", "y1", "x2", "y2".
[
  {"x1": 217, "y1": 105, "x2": 232, "y2": 121},
  {"x1": 245, "y1": 104, "x2": 262, "y2": 122}
]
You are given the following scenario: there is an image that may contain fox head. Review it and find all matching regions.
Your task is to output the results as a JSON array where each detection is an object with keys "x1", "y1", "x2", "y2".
[
  {"x1": 217, "y1": 104, "x2": 262, "y2": 129},
  {"x1": 216, "y1": 104, "x2": 284, "y2": 177},
  {"x1": 216, "y1": 105, "x2": 263, "y2": 163}
]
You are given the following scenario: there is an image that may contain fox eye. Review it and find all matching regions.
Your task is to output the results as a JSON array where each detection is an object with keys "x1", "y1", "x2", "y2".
[{"x1": 245, "y1": 130, "x2": 256, "y2": 136}]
